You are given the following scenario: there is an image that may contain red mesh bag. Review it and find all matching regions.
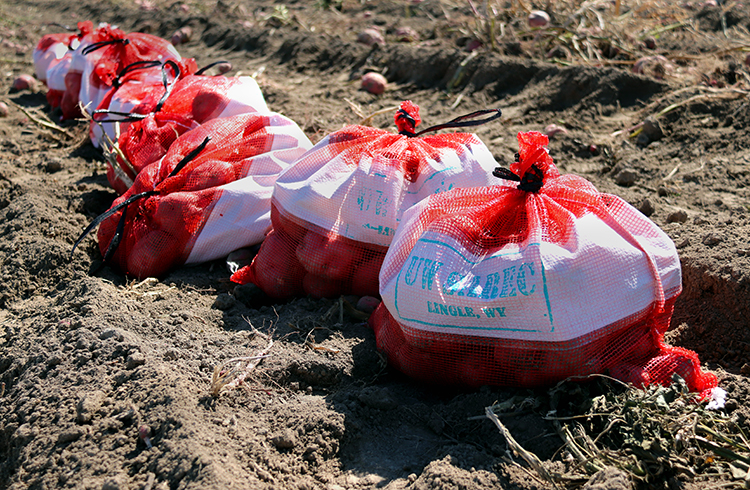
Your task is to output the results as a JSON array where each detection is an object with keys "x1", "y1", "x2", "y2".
[
  {"x1": 61, "y1": 23, "x2": 122, "y2": 120},
  {"x1": 371, "y1": 131, "x2": 717, "y2": 394},
  {"x1": 45, "y1": 22, "x2": 95, "y2": 109},
  {"x1": 231, "y1": 101, "x2": 502, "y2": 300},
  {"x1": 61, "y1": 23, "x2": 181, "y2": 120},
  {"x1": 79, "y1": 27, "x2": 181, "y2": 117},
  {"x1": 33, "y1": 31, "x2": 79, "y2": 84},
  {"x1": 88, "y1": 58, "x2": 198, "y2": 150},
  {"x1": 72, "y1": 112, "x2": 312, "y2": 278},
  {"x1": 103, "y1": 74, "x2": 270, "y2": 195}
]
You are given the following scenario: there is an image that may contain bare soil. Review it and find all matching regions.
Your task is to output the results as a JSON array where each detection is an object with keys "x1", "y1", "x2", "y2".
[{"x1": 1, "y1": 1, "x2": 750, "y2": 489}]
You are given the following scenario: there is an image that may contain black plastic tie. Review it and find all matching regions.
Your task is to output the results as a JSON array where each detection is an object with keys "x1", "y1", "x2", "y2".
[
  {"x1": 81, "y1": 38, "x2": 130, "y2": 56},
  {"x1": 71, "y1": 136, "x2": 210, "y2": 263},
  {"x1": 396, "y1": 108, "x2": 418, "y2": 137},
  {"x1": 401, "y1": 108, "x2": 502, "y2": 138},
  {"x1": 91, "y1": 110, "x2": 149, "y2": 123},
  {"x1": 493, "y1": 163, "x2": 544, "y2": 193},
  {"x1": 92, "y1": 60, "x2": 181, "y2": 123},
  {"x1": 70, "y1": 190, "x2": 157, "y2": 259},
  {"x1": 195, "y1": 60, "x2": 231, "y2": 76},
  {"x1": 168, "y1": 136, "x2": 211, "y2": 179},
  {"x1": 113, "y1": 60, "x2": 162, "y2": 88},
  {"x1": 154, "y1": 60, "x2": 181, "y2": 113}
]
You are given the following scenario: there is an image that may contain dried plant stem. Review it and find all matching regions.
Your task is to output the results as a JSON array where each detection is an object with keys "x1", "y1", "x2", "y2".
[
  {"x1": 485, "y1": 406, "x2": 560, "y2": 487},
  {"x1": 7, "y1": 99, "x2": 72, "y2": 137},
  {"x1": 210, "y1": 330, "x2": 274, "y2": 397}
]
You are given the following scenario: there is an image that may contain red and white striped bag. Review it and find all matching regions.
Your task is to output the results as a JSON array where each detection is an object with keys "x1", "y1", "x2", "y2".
[
  {"x1": 371, "y1": 131, "x2": 717, "y2": 393},
  {"x1": 231, "y1": 101, "x2": 501, "y2": 299},
  {"x1": 72, "y1": 112, "x2": 312, "y2": 278},
  {"x1": 102, "y1": 74, "x2": 270, "y2": 194},
  {"x1": 60, "y1": 22, "x2": 117, "y2": 119}
]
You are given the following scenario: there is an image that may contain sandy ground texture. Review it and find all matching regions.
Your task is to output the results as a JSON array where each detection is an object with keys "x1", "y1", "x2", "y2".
[{"x1": 1, "y1": 0, "x2": 750, "y2": 489}]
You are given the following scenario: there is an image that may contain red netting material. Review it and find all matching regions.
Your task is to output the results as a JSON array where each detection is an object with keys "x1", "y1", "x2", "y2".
[
  {"x1": 89, "y1": 58, "x2": 198, "y2": 152},
  {"x1": 79, "y1": 27, "x2": 181, "y2": 117},
  {"x1": 44, "y1": 22, "x2": 94, "y2": 110},
  {"x1": 371, "y1": 131, "x2": 717, "y2": 393},
  {"x1": 107, "y1": 75, "x2": 269, "y2": 195},
  {"x1": 33, "y1": 31, "x2": 79, "y2": 83},
  {"x1": 59, "y1": 23, "x2": 181, "y2": 120},
  {"x1": 230, "y1": 101, "x2": 500, "y2": 299},
  {"x1": 95, "y1": 112, "x2": 311, "y2": 278}
]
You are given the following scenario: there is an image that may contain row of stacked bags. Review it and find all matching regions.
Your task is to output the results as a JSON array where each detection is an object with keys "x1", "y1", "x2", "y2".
[{"x1": 32, "y1": 22, "x2": 719, "y2": 400}]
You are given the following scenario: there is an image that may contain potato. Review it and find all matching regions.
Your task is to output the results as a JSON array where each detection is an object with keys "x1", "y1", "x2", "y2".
[
  {"x1": 350, "y1": 253, "x2": 384, "y2": 297},
  {"x1": 271, "y1": 205, "x2": 307, "y2": 242},
  {"x1": 251, "y1": 230, "x2": 305, "y2": 299},
  {"x1": 528, "y1": 10, "x2": 550, "y2": 28},
  {"x1": 295, "y1": 231, "x2": 357, "y2": 280},
  {"x1": 127, "y1": 229, "x2": 179, "y2": 279},
  {"x1": 543, "y1": 123, "x2": 568, "y2": 139},
  {"x1": 643, "y1": 353, "x2": 697, "y2": 387},
  {"x1": 12, "y1": 74, "x2": 38, "y2": 91},
  {"x1": 355, "y1": 296, "x2": 380, "y2": 314},
  {"x1": 0, "y1": 102, "x2": 8, "y2": 118},
  {"x1": 357, "y1": 28, "x2": 384, "y2": 47},
  {"x1": 178, "y1": 159, "x2": 236, "y2": 192},
  {"x1": 170, "y1": 26, "x2": 193, "y2": 46},
  {"x1": 610, "y1": 362, "x2": 650, "y2": 388},
  {"x1": 302, "y1": 273, "x2": 344, "y2": 299},
  {"x1": 361, "y1": 72, "x2": 387, "y2": 95},
  {"x1": 61, "y1": 71, "x2": 83, "y2": 119}
]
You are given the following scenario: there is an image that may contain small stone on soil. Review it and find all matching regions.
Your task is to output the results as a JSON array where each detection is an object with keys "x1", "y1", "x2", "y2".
[
  {"x1": 46, "y1": 158, "x2": 63, "y2": 172},
  {"x1": 126, "y1": 351, "x2": 146, "y2": 370},
  {"x1": 638, "y1": 198, "x2": 655, "y2": 217},
  {"x1": 702, "y1": 233, "x2": 722, "y2": 246},
  {"x1": 667, "y1": 210, "x2": 688, "y2": 223},
  {"x1": 212, "y1": 293, "x2": 236, "y2": 310},
  {"x1": 270, "y1": 428, "x2": 297, "y2": 449},
  {"x1": 614, "y1": 169, "x2": 638, "y2": 186},
  {"x1": 76, "y1": 390, "x2": 106, "y2": 424}
]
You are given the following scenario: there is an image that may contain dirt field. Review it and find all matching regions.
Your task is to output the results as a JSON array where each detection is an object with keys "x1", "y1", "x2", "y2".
[{"x1": 2, "y1": 1, "x2": 750, "y2": 489}]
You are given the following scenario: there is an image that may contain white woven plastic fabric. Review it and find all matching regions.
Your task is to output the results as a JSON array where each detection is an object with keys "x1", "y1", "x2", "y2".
[
  {"x1": 380, "y1": 193, "x2": 681, "y2": 343},
  {"x1": 273, "y1": 133, "x2": 499, "y2": 247}
]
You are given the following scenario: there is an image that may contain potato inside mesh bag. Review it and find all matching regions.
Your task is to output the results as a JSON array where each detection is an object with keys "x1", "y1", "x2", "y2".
[
  {"x1": 33, "y1": 31, "x2": 80, "y2": 84},
  {"x1": 102, "y1": 74, "x2": 270, "y2": 194},
  {"x1": 88, "y1": 58, "x2": 198, "y2": 151},
  {"x1": 77, "y1": 26, "x2": 182, "y2": 120},
  {"x1": 372, "y1": 131, "x2": 717, "y2": 394},
  {"x1": 44, "y1": 21, "x2": 95, "y2": 110},
  {"x1": 72, "y1": 112, "x2": 312, "y2": 279},
  {"x1": 231, "y1": 100, "x2": 502, "y2": 300}
]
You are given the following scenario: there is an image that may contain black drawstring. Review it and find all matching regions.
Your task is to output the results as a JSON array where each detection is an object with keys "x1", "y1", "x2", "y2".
[
  {"x1": 112, "y1": 60, "x2": 162, "y2": 89},
  {"x1": 70, "y1": 190, "x2": 157, "y2": 258},
  {"x1": 167, "y1": 136, "x2": 211, "y2": 178},
  {"x1": 71, "y1": 136, "x2": 211, "y2": 262},
  {"x1": 493, "y1": 150, "x2": 545, "y2": 193},
  {"x1": 195, "y1": 60, "x2": 230, "y2": 76},
  {"x1": 398, "y1": 108, "x2": 502, "y2": 137},
  {"x1": 91, "y1": 60, "x2": 181, "y2": 123},
  {"x1": 493, "y1": 164, "x2": 544, "y2": 193},
  {"x1": 154, "y1": 60, "x2": 181, "y2": 113},
  {"x1": 81, "y1": 38, "x2": 130, "y2": 56}
]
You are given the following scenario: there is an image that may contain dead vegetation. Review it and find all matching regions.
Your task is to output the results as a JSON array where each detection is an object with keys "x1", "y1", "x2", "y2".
[{"x1": 485, "y1": 375, "x2": 749, "y2": 488}]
